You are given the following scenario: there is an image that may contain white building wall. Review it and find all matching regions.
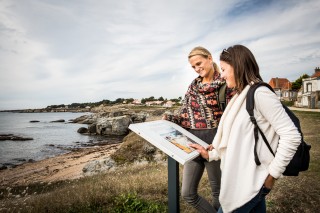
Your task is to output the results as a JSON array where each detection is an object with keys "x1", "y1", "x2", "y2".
[
  {"x1": 301, "y1": 96, "x2": 309, "y2": 107},
  {"x1": 315, "y1": 79, "x2": 320, "y2": 90}
]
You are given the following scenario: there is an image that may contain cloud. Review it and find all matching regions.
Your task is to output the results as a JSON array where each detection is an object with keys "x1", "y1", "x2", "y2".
[{"x1": 0, "y1": 0, "x2": 319, "y2": 110}]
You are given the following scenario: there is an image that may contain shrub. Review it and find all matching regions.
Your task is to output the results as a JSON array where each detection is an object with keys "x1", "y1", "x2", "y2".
[{"x1": 112, "y1": 193, "x2": 166, "y2": 213}]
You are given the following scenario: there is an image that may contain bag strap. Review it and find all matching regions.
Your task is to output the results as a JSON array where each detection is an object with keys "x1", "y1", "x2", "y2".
[
  {"x1": 218, "y1": 83, "x2": 227, "y2": 111},
  {"x1": 246, "y1": 82, "x2": 275, "y2": 166}
]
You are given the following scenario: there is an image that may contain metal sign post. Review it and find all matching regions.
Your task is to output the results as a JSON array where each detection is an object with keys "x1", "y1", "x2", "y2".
[{"x1": 168, "y1": 156, "x2": 180, "y2": 213}]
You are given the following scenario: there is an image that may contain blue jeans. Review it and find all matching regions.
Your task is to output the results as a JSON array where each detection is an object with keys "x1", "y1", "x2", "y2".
[
  {"x1": 217, "y1": 186, "x2": 271, "y2": 213},
  {"x1": 181, "y1": 129, "x2": 221, "y2": 213}
]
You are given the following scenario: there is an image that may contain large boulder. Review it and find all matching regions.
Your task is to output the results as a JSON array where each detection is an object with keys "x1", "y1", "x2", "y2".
[
  {"x1": 77, "y1": 127, "x2": 88, "y2": 134},
  {"x1": 82, "y1": 157, "x2": 116, "y2": 176},
  {"x1": 110, "y1": 131, "x2": 166, "y2": 166},
  {"x1": 70, "y1": 114, "x2": 97, "y2": 124},
  {"x1": 109, "y1": 111, "x2": 124, "y2": 117},
  {"x1": 96, "y1": 115, "x2": 131, "y2": 136},
  {"x1": 88, "y1": 124, "x2": 97, "y2": 134},
  {"x1": 130, "y1": 113, "x2": 147, "y2": 123}
]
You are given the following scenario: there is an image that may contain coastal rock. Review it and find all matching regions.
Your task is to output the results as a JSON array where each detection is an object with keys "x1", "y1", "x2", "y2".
[
  {"x1": 96, "y1": 115, "x2": 131, "y2": 136},
  {"x1": 77, "y1": 127, "x2": 88, "y2": 134},
  {"x1": 28, "y1": 159, "x2": 35, "y2": 163},
  {"x1": 70, "y1": 114, "x2": 96, "y2": 124},
  {"x1": 82, "y1": 157, "x2": 116, "y2": 176},
  {"x1": 88, "y1": 124, "x2": 97, "y2": 134},
  {"x1": 143, "y1": 143, "x2": 157, "y2": 154},
  {"x1": 109, "y1": 111, "x2": 124, "y2": 117},
  {"x1": 77, "y1": 125, "x2": 96, "y2": 135},
  {"x1": 72, "y1": 109, "x2": 153, "y2": 136},
  {"x1": 0, "y1": 134, "x2": 33, "y2": 141},
  {"x1": 130, "y1": 113, "x2": 147, "y2": 123},
  {"x1": 12, "y1": 158, "x2": 27, "y2": 162},
  {"x1": 0, "y1": 164, "x2": 7, "y2": 170},
  {"x1": 50, "y1": 119, "x2": 65, "y2": 123},
  {"x1": 110, "y1": 131, "x2": 166, "y2": 166}
]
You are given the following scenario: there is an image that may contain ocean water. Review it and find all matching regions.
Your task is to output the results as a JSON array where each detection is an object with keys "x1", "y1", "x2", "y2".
[{"x1": 0, "y1": 112, "x2": 107, "y2": 166}]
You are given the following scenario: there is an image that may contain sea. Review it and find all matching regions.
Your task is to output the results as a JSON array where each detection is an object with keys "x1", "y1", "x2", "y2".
[{"x1": 0, "y1": 112, "x2": 111, "y2": 167}]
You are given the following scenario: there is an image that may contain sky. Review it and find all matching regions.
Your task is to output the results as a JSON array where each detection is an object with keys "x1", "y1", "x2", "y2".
[{"x1": 0, "y1": 0, "x2": 319, "y2": 110}]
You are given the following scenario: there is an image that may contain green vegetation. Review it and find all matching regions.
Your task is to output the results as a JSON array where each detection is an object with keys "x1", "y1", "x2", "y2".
[
  {"x1": 266, "y1": 111, "x2": 320, "y2": 212},
  {"x1": 46, "y1": 96, "x2": 182, "y2": 109},
  {"x1": 291, "y1": 74, "x2": 310, "y2": 91},
  {"x1": 281, "y1": 100, "x2": 294, "y2": 107},
  {"x1": 0, "y1": 111, "x2": 319, "y2": 212},
  {"x1": 112, "y1": 193, "x2": 166, "y2": 213}
]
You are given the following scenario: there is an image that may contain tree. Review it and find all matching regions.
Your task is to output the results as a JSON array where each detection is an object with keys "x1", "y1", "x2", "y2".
[
  {"x1": 114, "y1": 98, "x2": 124, "y2": 104},
  {"x1": 126, "y1": 98, "x2": 134, "y2": 103},
  {"x1": 158, "y1": 96, "x2": 164, "y2": 101},
  {"x1": 148, "y1": 96, "x2": 155, "y2": 101},
  {"x1": 292, "y1": 74, "x2": 310, "y2": 91}
]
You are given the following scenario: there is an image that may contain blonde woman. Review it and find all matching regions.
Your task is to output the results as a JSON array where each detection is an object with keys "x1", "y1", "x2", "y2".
[{"x1": 164, "y1": 46, "x2": 234, "y2": 212}]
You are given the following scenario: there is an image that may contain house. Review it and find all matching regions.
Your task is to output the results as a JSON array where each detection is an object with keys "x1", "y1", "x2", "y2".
[
  {"x1": 295, "y1": 67, "x2": 320, "y2": 109},
  {"x1": 132, "y1": 99, "x2": 142, "y2": 105},
  {"x1": 145, "y1": 101, "x2": 163, "y2": 106},
  {"x1": 163, "y1": 100, "x2": 174, "y2": 108},
  {"x1": 268, "y1": 77, "x2": 297, "y2": 101}
]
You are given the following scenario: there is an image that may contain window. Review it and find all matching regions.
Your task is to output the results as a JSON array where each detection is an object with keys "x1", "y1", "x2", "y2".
[{"x1": 306, "y1": 83, "x2": 312, "y2": 92}]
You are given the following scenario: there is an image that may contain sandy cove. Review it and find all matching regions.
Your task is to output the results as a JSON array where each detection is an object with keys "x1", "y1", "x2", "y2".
[{"x1": 0, "y1": 143, "x2": 121, "y2": 187}]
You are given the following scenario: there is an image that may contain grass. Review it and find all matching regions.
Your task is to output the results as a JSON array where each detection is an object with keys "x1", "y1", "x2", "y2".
[
  {"x1": 265, "y1": 111, "x2": 320, "y2": 213},
  {"x1": 0, "y1": 111, "x2": 319, "y2": 212}
]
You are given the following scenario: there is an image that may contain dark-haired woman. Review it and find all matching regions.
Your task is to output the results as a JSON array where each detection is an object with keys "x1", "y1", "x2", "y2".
[{"x1": 189, "y1": 45, "x2": 301, "y2": 213}]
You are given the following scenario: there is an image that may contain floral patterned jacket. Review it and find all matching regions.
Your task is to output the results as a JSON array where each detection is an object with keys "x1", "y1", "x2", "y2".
[{"x1": 167, "y1": 72, "x2": 235, "y2": 129}]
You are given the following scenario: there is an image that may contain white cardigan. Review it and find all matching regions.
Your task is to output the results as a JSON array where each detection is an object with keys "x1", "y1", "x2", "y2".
[{"x1": 209, "y1": 85, "x2": 301, "y2": 213}]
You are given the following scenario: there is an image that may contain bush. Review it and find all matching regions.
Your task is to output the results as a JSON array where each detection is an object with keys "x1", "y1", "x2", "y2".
[
  {"x1": 112, "y1": 193, "x2": 166, "y2": 213},
  {"x1": 281, "y1": 100, "x2": 294, "y2": 107}
]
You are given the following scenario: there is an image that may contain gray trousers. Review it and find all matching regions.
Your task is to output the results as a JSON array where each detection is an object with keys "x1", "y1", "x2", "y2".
[{"x1": 181, "y1": 129, "x2": 221, "y2": 213}]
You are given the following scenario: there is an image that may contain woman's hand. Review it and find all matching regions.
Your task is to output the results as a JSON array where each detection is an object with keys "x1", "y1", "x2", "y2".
[
  {"x1": 162, "y1": 114, "x2": 167, "y2": 120},
  {"x1": 264, "y1": 174, "x2": 276, "y2": 189},
  {"x1": 207, "y1": 144, "x2": 214, "y2": 151},
  {"x1": 188, "y1": 143, "x2": 209, "y2": 160}
]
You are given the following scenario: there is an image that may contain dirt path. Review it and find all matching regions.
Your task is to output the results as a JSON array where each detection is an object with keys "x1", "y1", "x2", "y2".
[{"x1": 0, "y1": 143, "x2": 121, "y2": 187}]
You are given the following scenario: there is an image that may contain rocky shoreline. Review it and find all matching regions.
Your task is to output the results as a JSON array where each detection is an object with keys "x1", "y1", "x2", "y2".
[
  {"x1": 0, "y1": 108, "x2": 90, "y2": 113},
  {"x1": 0, "y1": 105, "x2": 172, "y2": 187},
  {"x1": 0, "y1": 142, "x2": 122, "y2": 186}
]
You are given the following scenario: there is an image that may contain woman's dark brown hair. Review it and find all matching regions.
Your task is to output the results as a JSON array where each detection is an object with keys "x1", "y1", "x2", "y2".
[{"x1": 220, "y1": 45, "x2": 262, "y2": 92}]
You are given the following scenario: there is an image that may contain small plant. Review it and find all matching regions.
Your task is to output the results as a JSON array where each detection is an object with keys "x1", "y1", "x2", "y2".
[
  {"x1": 281, "y1": 100, "x2": 294, "y2": 107},
  {"x1": 112, "y1": 193, "x2": 165, "y2": 213}
]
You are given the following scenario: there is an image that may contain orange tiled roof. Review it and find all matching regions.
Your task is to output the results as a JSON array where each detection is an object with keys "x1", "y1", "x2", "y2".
[
  {"x1": 268, "y1": 78, "x2": 292, "y2": 90},
  {"x1": 311, "y1": 71, "x2": 320, "y2": 78}
]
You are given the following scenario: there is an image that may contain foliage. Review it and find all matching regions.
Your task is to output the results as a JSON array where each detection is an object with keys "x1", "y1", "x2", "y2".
[
  {"x1": 141, "y1": 96, "x2": 156, "y2": 104},
  {"x1": 110, "y1": 132, "x2": 162, "y2": 165},
  {"x1": 292, "y1": 74, "x2": 310, "y2": 91},
  {"x1": 169, "y1": 96, "x2": 182, "y2": 103},
  {"x1": 112, "y1": 193, "x2": 166, "y2": 213},
  {"x1": 46, "y1": 96, "x2": 182, "y2": 109},
  {"x1": 281, "y1": 100, "x2": 294, "y2": 107}
]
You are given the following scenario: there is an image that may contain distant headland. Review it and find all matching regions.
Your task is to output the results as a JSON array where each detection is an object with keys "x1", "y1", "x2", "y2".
[{"x1": 0, "y1": 96, "x2": 182, "y2": 113}]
